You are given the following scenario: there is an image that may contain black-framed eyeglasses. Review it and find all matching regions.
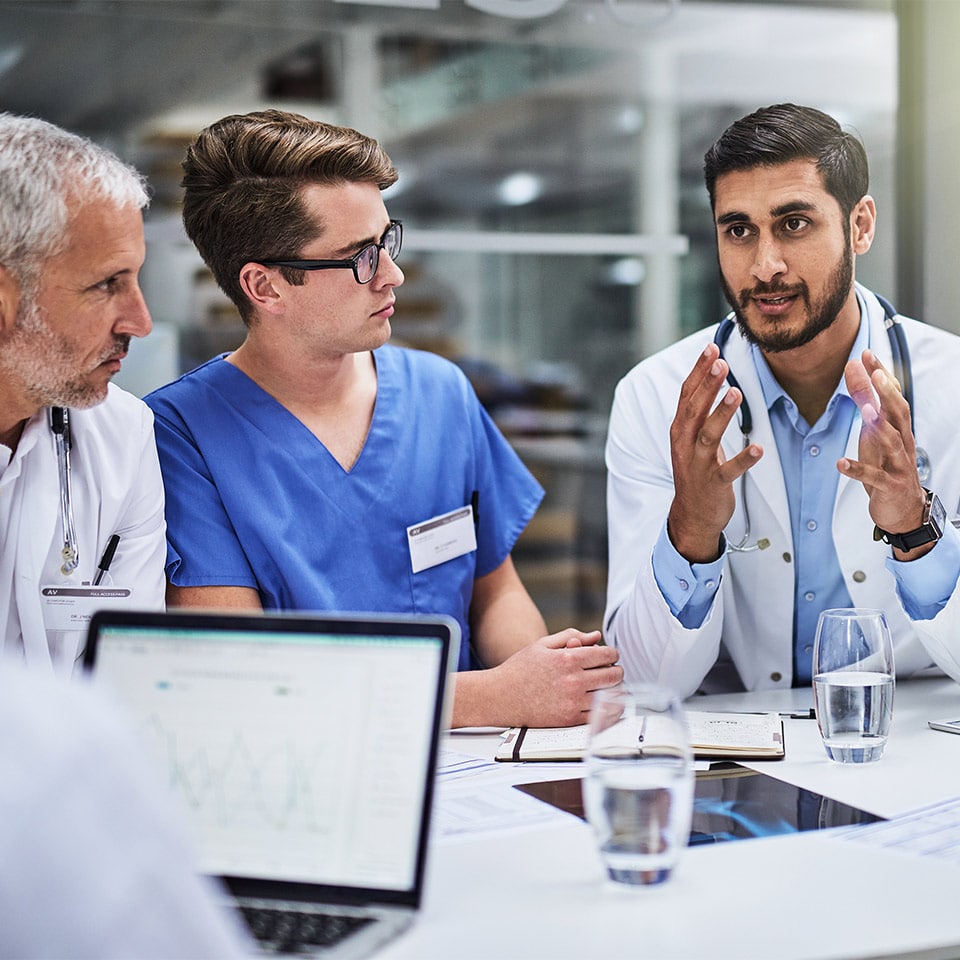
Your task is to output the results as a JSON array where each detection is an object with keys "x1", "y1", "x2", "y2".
[{"x1": 260, "y1": 220, "x2": 402, "y2": 285}]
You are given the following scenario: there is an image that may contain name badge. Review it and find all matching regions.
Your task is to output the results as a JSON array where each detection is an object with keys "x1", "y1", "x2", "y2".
[
  {"x1": 41, "y1": 585, "x2": 134, "y2": 631},
  {"x1": 407, "y1": 504, "x2": 477, "y2": 574}
]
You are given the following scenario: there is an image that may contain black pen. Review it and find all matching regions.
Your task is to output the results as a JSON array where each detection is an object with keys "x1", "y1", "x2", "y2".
[
  {"x1": 93, "y1": 534, "x2": 120, "y2": 586},
  {"x1": 727, "y1": 709, "x2": 816, "y2": 720},
  {"x1": 471, "y1": 490, "x2": 479, "y2": 532}
]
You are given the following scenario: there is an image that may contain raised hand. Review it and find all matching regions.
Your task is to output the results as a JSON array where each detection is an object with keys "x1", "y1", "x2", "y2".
[
  {"x1": 667, "y1": 342, "x2": 763, "y2": 562},
  {"x1": 840, "y1": 348, "x2": 929, "y2": 554}
]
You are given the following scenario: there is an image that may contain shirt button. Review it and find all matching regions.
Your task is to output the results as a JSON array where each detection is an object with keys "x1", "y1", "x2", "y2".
[
  {"x1": 853, "y1": 570, "x2": 866, "y2": 583},
  {"x1": 782, "y1": 553, "x2": 792, "y2": 563},
  {"x1": 806, "y1": 520, "x2": 818, "y2": 532},
  {"x1": 809, "y1": 445, "x2": 821, "y2": 457},
  {"x1": 771, "y1": 671, "x2": 783, "y2": 682},
  {"x1": 705, "y1": 579, "x2": 716, "y2": 589},
  {"x1": 804, "y1": 591, "x2": 815, "y2": 602},
  {"x1": 803, "y1": 644, "x2": 813, "y2": 654},
  {"x1": 678, "y1": 579, "x2": 689, "y2": 591}
]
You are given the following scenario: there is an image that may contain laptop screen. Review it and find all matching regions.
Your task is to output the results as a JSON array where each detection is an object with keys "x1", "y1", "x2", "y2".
[{"x1": 83, "y1": 610, "x2": 454, "y2": 900}]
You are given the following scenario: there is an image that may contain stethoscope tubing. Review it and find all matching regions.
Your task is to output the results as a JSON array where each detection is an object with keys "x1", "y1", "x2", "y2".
[{"x1": 49, "y1": 406, "x2": 79, "y2": 575}]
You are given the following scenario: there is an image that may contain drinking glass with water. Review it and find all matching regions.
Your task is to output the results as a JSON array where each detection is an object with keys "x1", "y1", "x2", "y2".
[
  {"x1": 582, "y1": 684, "x2": 694, "y2": 886},
  {"x1": 812, "y1": 608, "x2": 895, "y2": 764}
]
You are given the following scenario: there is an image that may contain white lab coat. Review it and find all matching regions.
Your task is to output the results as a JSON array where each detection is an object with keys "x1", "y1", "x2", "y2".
[
  {"x1": 0, "y1": 384, "x2": 166, "y2": 672},
  {"x1": 605, "y1": 284, "x2": 960, "y2": 699}
]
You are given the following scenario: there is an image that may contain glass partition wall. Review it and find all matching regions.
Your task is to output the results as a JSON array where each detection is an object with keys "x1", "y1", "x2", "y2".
[{"x1": 0, "y1": 0, "x2": 898, "y2": 631}]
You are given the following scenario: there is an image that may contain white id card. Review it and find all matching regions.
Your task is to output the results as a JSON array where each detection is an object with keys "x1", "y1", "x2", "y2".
[
  {"x1": 407, "y1": 504, "x2": 477, "y2": 574},
  {"x1": 41, "y1": 585, "x2": 134, "y2": 631}
]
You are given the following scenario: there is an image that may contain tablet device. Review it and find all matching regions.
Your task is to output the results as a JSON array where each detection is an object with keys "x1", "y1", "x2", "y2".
[{"x1": 514, "y1": 767, "x2": 882, "y2": 845}]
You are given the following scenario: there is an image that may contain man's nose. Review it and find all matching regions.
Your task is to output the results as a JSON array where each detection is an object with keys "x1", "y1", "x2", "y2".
[
  {"x1": 752, "y1": 235, "x2": 787, "y2": 284},
  {"x1": 116, "y1": 286, "x2": 152, "y2": 338}
]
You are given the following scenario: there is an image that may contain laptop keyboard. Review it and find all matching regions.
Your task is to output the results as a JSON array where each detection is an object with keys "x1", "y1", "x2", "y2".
[{"x1": 239, "y1": 905, "x2": 374, "y2": 954}]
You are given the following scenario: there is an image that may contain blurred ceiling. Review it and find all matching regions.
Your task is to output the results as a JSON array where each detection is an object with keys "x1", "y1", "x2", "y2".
[{"x1": 0, "y1": 0, "x2": 898, "y2": 219}]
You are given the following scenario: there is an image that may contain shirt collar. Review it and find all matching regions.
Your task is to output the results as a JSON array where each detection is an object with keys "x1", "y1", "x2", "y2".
[{"x1": 0, "y1": 409, "x2": 45, "y2": 483}]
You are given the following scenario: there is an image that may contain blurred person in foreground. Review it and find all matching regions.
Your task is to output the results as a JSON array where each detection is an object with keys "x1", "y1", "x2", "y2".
[
  {"x1": 605, "y1": 103, "x2": 960, "y2": 697},
  {"x1": 145, "y1": 109, "x2": 622, "y2": 728},
  {"x1": 0, "y1": 113, "x2": 165, "y2": 672},
  {"x1": 0, "y1": 666, "x2": 250, "y2": 958}
]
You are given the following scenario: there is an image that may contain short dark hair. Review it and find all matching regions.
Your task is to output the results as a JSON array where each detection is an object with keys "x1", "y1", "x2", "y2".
[
  {"x1": 180, "y1": 109, "x2": 398, "y2": 323},
  {"x1": 703, "y1": 103, "x2": 869, "y2": 217}
]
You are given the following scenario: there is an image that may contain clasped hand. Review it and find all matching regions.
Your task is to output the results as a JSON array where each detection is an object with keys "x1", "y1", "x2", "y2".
[{"x1": 491, "y1": 629, "x2": 623, "y2": 728}]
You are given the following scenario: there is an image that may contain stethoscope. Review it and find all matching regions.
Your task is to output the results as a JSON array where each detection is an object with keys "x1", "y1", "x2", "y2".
[
  {"x1": 714, "y1": 294, "x2": 930, "y2": 553},
  {"x1": 49, "y1": 406, "x2": 79, "y2": 575}
]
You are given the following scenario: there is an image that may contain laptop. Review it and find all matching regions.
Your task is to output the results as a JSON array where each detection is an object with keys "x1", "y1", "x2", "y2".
[{"x1": 82, "y1": 608, "x2": 459, "y2": 958}]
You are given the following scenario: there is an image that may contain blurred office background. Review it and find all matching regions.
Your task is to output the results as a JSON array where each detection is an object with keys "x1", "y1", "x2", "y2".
[{"x1": 2, "y1": 0, "x2": 957, "y2": 631}]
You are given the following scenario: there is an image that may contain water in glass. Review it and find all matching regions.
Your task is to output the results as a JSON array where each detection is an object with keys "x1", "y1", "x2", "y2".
[
  {"x1": 583, "y1": 685, "x2": 693, "y2": 885},
  {"x1": 812, "y1": 608, "x2": 895, "y2": 764},
  {"x1": 813, "y1": 670, "x2": 894, "y2": 762}
]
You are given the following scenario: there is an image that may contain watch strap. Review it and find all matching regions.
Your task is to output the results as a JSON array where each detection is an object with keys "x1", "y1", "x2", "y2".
[{"x1": 873, "y1": 489, "x2": 945, "y2": 552}]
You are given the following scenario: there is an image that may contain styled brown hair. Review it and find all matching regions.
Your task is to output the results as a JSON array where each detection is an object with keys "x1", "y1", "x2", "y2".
[{"x1": 181, "y1": 109, "x2": 398, "y2": 323}]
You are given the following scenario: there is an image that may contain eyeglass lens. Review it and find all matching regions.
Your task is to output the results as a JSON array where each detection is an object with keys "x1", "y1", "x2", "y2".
[{"x1": 357, "y1": 222, "x2": 402, "y2": 283}]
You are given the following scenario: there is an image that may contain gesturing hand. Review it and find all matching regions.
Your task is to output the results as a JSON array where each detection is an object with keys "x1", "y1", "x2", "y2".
[
  {"x1": 667, "y1": 342, "x2": 763, "y2": 563},
  {"x1": 840, "y1": 348, "x2": 928, "y2": 552}
]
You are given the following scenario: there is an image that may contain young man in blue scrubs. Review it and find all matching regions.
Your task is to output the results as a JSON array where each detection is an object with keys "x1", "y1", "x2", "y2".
[{"x1": 146, "y1": 110, "x2": 622, "y2": 728}]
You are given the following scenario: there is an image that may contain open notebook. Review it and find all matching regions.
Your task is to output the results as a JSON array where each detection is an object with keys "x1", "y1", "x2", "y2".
[{"x1": 82, "y1": 608, "x2": 459, "y2": 958}]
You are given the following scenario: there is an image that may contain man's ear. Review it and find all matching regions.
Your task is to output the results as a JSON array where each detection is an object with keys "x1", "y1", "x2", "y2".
[
  {"x1": 0, "y1": 265, "x2": 22, "y2": 334},
  {"x1": 238, "y1": 262, "x2": 285, "y2": 316},
  {"x1": 850, "y1": 195, "x2": 877, "y2": 256}
]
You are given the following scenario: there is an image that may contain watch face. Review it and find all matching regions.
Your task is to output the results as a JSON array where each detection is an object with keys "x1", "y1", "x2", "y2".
[{"x1": 930, "y1": 493, "x2": 946, "y2": 538}]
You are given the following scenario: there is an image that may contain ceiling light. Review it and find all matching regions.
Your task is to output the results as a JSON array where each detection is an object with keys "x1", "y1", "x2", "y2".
[
  {"x1": 498, "y1": 172, "x2": 542, "y2": 206},
  {"x1": 616, "y1": 105, "x2": 644, "y2": 135},
  {"x1": 607, "y1": 257, "x2": 645, "y2": 285}
]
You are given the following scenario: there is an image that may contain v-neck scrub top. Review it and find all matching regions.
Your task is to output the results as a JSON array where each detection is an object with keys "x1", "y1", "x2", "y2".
[{"x1": 145, "y1": 345, "x2": 544, "y2": 671}]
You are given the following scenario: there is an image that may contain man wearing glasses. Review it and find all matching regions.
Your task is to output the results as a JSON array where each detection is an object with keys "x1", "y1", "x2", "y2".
[{"x1": 146, "y1": 110, "x2": 621, "y2": 728}]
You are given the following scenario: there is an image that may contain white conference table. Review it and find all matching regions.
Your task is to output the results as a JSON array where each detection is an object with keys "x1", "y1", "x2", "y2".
[{"x1": 381, "y1": 674, "x2": 960, "y2": 960}]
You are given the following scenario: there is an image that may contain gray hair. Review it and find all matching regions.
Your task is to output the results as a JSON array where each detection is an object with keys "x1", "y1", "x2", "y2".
[{"x1": 0, "y1": 113, "x2": 149, "y2": 297}]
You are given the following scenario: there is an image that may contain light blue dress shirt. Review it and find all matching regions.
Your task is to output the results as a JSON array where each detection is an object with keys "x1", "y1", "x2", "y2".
[{"x1": 654, "y1": 300, "x2": 959, "y2": 684}]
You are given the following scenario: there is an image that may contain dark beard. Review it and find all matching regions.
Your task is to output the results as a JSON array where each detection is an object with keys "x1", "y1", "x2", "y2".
[{"x1": 721, "y1": 242, "x2": 853, "y2": 354}]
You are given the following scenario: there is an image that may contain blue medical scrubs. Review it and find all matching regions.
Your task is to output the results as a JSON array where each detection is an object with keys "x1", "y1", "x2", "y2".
[{"x1": 145, "y1": 345, "x2": 544, "y2": 671}]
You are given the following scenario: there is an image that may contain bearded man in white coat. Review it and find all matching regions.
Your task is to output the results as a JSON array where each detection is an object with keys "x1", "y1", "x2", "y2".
[
  {"x1": 605, "y1": 103, "x2": 960, "y2": 698},
  {"x1": 0, "y1": 114, "x2": 165, "y2": 672}
]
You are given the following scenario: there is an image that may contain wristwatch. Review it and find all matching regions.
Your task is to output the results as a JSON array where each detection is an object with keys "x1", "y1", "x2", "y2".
[{"x1": 873, "y1": 488, "x2": 946, "y2": 552}]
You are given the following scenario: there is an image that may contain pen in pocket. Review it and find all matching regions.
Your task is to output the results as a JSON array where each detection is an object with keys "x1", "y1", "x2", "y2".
[{"x1": 93, "y1": 534, "x2": 120, "y2": 586}]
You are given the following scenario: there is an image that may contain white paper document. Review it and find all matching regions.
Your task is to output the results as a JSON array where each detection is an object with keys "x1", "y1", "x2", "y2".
[{"x1": 835, "y1": 795, "x2": 960, "y2": 865}]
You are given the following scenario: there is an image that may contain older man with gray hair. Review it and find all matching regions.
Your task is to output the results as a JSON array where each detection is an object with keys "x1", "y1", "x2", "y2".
[{"x1": 0, "y1": 113, "x2": 165, "y2": 672}]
